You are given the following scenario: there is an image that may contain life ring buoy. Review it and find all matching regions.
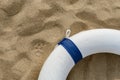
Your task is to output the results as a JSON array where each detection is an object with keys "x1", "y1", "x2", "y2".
[{"x1": 38, "y1": 29, "x2": 120, "y2": 80}]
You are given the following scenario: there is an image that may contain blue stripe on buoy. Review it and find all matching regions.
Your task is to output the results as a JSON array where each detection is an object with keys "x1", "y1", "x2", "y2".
[{"x1": 58, "y1": 38, "x2": 83, "y2": 64}]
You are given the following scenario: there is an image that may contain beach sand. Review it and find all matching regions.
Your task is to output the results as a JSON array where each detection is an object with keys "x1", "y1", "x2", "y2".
[{"x1": 0, "y1": 0, "x2": 120, "y2": 80}]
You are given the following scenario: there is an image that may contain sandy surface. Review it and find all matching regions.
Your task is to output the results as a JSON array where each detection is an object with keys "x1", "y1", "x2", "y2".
[{"x1": 0, "y1": 0, "x2": 120, "y2": 80}]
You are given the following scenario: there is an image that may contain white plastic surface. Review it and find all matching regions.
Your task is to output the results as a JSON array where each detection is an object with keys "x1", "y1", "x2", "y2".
[
  {"x1": 38, "y1": 45, "x2": 75, "y2": 80},
  {"x1": 38, "y1": 29, "x2": 120, "y2": 80},
  {"x1": 70, "y1": 29, "x2": 120, "y2": 58}
]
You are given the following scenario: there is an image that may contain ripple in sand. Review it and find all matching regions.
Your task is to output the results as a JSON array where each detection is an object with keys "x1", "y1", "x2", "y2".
[
  {"x1": 12, "y1": 58, "x2": 31, "y2": 76},
  {"x1": 65, "y1": 0, "x2": 79, "y2": 4},
  {"x1": 0, "y1": 59, "x2": 19, "y2": 80},
  {"x1": 17, "y1": 52, "x2": 30, "y2": 60},
  {"x1": 0, "y1": 9, "x2": 8, "y2": 21},
  {"x1": 0, "y1": 68, "x2": 3, "y2": 79},
  {"x1": 17, "y1": 21, "x2": 44, "y2": 36},
  {"x1": 0, "y1": 30, "x2": 6, "y2": 36},
  {"x1": 0, "y1": 50, "x2": 4, "y2": 55},
  {"x1": 70, "y1": 21, "x2": 88, "y2": 35},
  {"x1": 105, "y1": 18, "x2": 120, "y2": 27},
  {"x1": 76, "y1": 11, "x2": 109, "y2": 28},
  {"x1": 44, "y1": 20, "x2": 63, "y2": 29},
  {"x1": 0, "y1": 0, "x2": 26, "y2": 16}
]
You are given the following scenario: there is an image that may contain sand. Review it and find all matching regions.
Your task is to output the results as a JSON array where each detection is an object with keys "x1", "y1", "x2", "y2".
[{"x1": 0, "y1": 0, "x2": 120, "y2": 80}]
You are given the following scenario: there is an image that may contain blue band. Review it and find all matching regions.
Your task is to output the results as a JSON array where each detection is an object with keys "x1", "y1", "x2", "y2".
[{"x1": 58, "y1": 38, "x2": 83, "y2": 64}]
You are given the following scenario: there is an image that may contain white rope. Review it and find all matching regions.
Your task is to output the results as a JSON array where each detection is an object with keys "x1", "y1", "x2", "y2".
[{"x1": 65, "y1": 29, "x2": 71, "y2": 38}]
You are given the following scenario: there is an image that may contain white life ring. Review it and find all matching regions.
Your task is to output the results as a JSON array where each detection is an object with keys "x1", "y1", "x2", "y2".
[{"x1": 38, "y1": 29, "x2": 120, "y2": 80}]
